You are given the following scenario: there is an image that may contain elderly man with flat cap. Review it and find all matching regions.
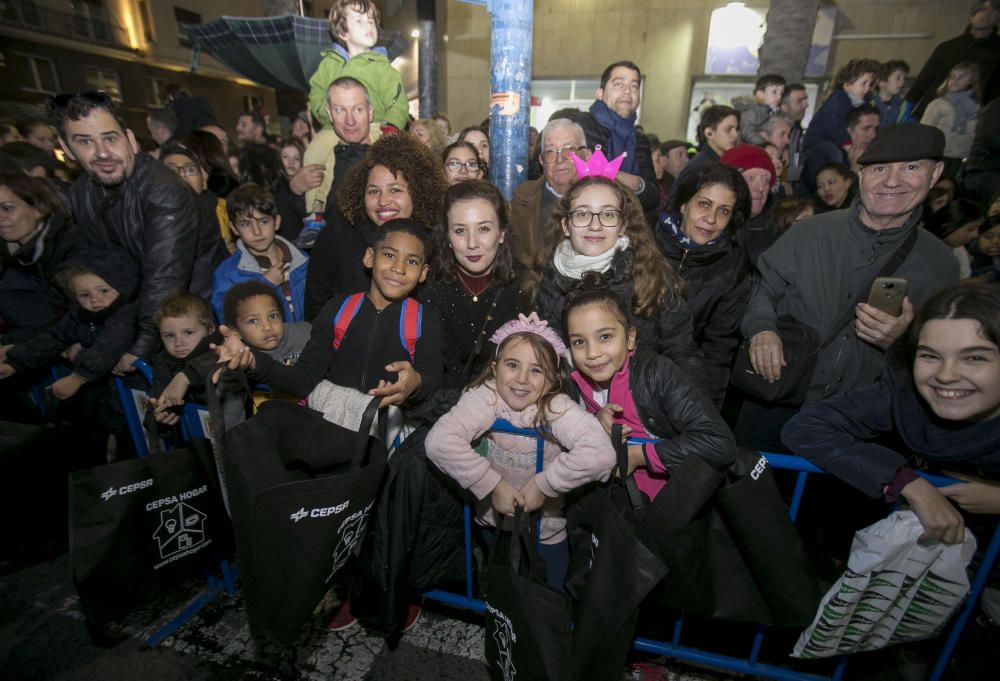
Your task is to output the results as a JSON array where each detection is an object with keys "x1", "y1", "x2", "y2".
[{"x1": 733, "y1": 123, "x2": 960, "y2": 451}]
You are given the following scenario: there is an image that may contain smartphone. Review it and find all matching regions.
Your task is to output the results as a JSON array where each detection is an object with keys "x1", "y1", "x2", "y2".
[{"x1": 867, "y1": 277, "x2": 908, "y2": 316}]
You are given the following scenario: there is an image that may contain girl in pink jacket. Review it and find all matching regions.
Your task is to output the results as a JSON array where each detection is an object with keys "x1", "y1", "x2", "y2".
[{"x1": 425, "y1": 312, "x2": 616, "y2": 588}]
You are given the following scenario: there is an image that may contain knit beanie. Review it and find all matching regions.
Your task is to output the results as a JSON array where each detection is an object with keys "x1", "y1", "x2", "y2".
[{"x1": 720, "y1": 143, "x2": 776, "y2": 188}]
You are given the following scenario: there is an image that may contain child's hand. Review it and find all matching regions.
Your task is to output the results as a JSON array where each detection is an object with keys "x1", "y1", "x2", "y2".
[
  {"x1": 113, "y1": 352, "x2": 138, "y2": 376},
  {"x1": 0, "y1": 362, "x2": 16, "y2": 380},
  {"x1": 149, "y1": 398, "x2": 180, "y2": 426},
  {"x1": 369, "y1": 361, "x2": 422, "y2": 407},
  {"x1": 939, "y1": 471, "x2": 1000, "y2": 515},
  {"x1": 61, "y1": 342, "x2": 83, "y2": 362},
  {"x1": 519, "y1": 478, "x2": 548, "y2": 513},
  {"x1": 596, "y1": 403, "x2": 631, "y2": 440},
  {"x1": 490, "y1": 479, "x2": 526, "y2": 517},
  {"x1": 211, "y1": 325, "x2": 255, "y2": 373},
  {"x1": 50, "y1": 373, "x2": 86, "y2": 400},
  {"x1": 263, "y1": 263, "x2": 287, "y2": 286},
  {"x1": 0, "y1": 344, "x2": 13, "y2": 362},
  {"x1": 289, "y1": 164, "x2": 325, "y2": 195},
  {"x1": 159, "y1": 373, "x2": 191, "y2": 408}
]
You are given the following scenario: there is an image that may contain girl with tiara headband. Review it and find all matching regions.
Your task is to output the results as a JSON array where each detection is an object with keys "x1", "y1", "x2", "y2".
[
  {"x1": 526, "y1": 148, "x2": 708, "y2": 395},
  {"x1": 425, "y1": 312, "x2": 616, "y2": 588}
]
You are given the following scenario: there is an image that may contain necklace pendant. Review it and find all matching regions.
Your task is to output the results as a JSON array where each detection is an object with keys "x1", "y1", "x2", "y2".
[{"x1": 472, "y1": 295, "x2": 478, "y2": 302}]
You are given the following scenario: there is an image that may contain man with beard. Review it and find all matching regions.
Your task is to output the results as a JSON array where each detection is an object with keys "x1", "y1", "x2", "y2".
[{"x1": 52, "y1": 92, "x2": 225, "y2": 373}]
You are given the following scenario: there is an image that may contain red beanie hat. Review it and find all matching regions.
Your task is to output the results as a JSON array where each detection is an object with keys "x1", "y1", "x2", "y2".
[{"x1": 720, "y1": 143, "x2": 776, "y2": 188}]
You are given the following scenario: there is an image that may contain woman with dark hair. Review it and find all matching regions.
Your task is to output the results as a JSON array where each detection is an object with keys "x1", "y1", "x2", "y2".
[
  {"x1": 0, "y1": 173, "x2": 77, "y2": 344},
  {"x1": 422, "y1": 180, "x2": 529, "y2": 388},
  {"x1": 441, "y1": 141, "x2": 484, "y2": 186},
  {"x1": 304, "y1": 132, "x2": 447, "y2": 319},
  {"x1": 814, "y1": 162, "x2": 856, "y2": 213},
  {"x1": 237, "y1": 143, "x2": 302, "y2": 242},
  {"x1": 924, "y1": 199, "x2": 985, "y2": 279},
  {"x1": 655, "y1": 161, "x2": 754, "y2": 404},
  {"x1": 783, "y1": 285, "x2": 1000, "y2": 545},
  {"x1": 278, "y1": 138, "x2": 305, "y2": 179},
  {"x1": 181, "y1": 129, "x2": 239, "y2": 198}
]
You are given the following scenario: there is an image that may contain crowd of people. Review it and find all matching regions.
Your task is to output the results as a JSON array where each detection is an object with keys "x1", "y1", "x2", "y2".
[{"x1": 2, "y1": 0, "x2": 1000, "y2": 667}]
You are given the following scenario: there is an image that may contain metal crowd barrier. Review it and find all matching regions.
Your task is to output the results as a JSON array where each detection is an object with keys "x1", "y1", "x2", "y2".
[
  {"x1": 114, "y1": 359, "x2": 237, "y2": 647},
  {"x1": 421, "y1": 420, "x2": 1000, "y2": 681}
]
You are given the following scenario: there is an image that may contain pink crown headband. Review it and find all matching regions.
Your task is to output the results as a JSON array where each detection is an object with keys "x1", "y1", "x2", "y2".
[
  {"x1": 570, "y1": 145, "x2": 626, "y2": 180},
  {"x1": 490, "y1": 312, "x2": 568, "y2": 358}
]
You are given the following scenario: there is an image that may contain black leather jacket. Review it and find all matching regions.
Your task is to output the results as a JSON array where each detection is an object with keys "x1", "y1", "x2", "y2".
[{"x1": 68, "y1": 153, "x2": 226, "y2": 358}]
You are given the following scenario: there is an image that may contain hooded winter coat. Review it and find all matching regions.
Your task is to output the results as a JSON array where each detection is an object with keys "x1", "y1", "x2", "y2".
[{"x1": 6, "y1": 246, "x2": 140, "y2": 381}]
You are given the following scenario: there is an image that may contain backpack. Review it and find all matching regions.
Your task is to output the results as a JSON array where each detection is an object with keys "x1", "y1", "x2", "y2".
[{"x1": 331, "y1": 292, "x2": 422, "y2": 363}]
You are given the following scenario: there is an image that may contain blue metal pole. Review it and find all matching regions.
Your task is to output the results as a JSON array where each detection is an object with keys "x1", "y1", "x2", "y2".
[{"x1": 487, "y1": 0, "x2": 532, "y2": 200}]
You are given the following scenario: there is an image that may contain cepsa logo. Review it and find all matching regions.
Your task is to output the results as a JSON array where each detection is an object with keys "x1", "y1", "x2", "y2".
[
  {"x1": 100, "y1": 479, "x2": 154, "y2": 501},
  {"x1": 289, "y1": 500, "x2": 350, "y2": 523}
]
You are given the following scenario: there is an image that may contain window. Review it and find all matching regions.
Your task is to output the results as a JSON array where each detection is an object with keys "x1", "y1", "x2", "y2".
[
  {"x1": 145, "y1": 77, "x2": 172, "y2": 107},
  {"x1": 138, "y1": 0, "x2": 155, "y2": 43},
  {"x1": 174, "y1": 7, "x2": 202, "y2": 48},
  {"x1": 9, "y1": 52, "x2": 59, "y2": 93},
  {"x1": 84, "y1": 66, "x2": 122, "y2": 103},
  {"x1": 72, "y1": 0, "x2": 109, "y2": 43},
  {"x1": 2, "y1": 0, "x2": 42, "y2": 27}
]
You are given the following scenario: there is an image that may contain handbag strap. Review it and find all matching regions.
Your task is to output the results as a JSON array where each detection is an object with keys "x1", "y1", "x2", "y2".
[
  {"x1": 610, "y1": 424, "x2": 647, "y2": 512},
  {"x1": 817, "y1": 226, "x2": 919, "y2": 351}
]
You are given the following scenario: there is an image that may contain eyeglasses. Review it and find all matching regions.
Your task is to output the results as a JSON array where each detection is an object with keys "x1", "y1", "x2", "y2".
[
  {"x1": 48, "y1": 90, "x2": 112, "y2": 110},
  {"x1": 568, "y1": 208, "x2": 622, "y2": 229},
  {"x1": 165, "y1": 163, "x2": 201, "y2": 177},
  {"x1": 445, "y1": 159, "x2": 481, "y2": 172},
  {"x1": 541, "y1": 146, "x2": 585, "y2": 163}
]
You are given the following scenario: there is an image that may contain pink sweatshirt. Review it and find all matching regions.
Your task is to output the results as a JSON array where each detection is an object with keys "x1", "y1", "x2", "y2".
[{"x1": 425, "y1": 382, "x2": 616, "y2": 543}]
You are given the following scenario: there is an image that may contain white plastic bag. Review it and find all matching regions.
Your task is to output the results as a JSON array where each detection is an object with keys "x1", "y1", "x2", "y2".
[{"x1": 792, "y1": 510, "x2": 976, "y2": 658}]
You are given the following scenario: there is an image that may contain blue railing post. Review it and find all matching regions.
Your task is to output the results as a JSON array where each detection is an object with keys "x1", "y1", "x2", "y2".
[{"x1": 486, "y1": 0, "x2": 532, "y2": 200}]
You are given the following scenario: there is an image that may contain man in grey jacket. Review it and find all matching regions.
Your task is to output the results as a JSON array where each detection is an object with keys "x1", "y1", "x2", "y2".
[{"x1": 736, "y1": 124, "x2": 959, "y2": 450}]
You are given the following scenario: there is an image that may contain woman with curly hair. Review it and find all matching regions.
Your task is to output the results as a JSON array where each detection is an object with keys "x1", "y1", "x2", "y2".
[
  {"x1": 528, "y1": 175, "x2": 707, "y2": 393},
  {"x1": 304, "y1": 132, "x2": 446, "y2": 320}
]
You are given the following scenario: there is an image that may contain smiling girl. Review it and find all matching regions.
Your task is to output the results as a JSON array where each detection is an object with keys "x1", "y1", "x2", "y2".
[
  {"x1": 530, "y1": 175, "x2": 706, "y2": 392},
  {"x1": 425, "y1": 312, "x2": 615, "y2": 587},
  {"x1": 783, "y1": 285, "x2": 1000, "y2": 544}
]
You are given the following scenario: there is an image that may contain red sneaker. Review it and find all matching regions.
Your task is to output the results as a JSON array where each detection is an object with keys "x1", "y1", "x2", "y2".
[
  {"x1": 326, "y1": 599, "x2": 358, "y2": 631},
  {"x1": 401, "y1": 602, "x2": 422, "y2": 633}
]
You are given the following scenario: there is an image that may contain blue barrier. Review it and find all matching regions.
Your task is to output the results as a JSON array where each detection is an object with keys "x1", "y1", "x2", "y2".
[
  {"x1": 422, "y1": 420, "x2": 1000, "y2": 681},
  {"x1": 113, "y1": 358, "x2": 237, "y2": 647}
]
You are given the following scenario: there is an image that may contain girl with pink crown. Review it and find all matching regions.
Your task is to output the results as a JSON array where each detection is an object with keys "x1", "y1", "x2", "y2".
[
  {"x1": 526, "y1": 148, "x2": 708, "y2": 393},
  {"x1": 425, "y1": 312, "x2": 616, "y2": 588}
]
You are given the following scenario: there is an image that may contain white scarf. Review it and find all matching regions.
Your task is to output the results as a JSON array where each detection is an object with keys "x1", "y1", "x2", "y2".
[{"x1": 553, "y1": 236, "x2": 630, "y2": 280}]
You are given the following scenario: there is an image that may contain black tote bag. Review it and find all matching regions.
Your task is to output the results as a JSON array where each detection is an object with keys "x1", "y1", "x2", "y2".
[
  {"x1": 643, "y1": 447, "x2": 822, "y2": 627},
  {"x1": 69, "y1": 434, "x2": 233, "y2": 623},
  {"x1": 223, "y1": 398, "x2": 387, "y2": 644},
  {"x1": 566, "y1": 426, "x2": 667, "y2": 681},
  {"x1": 485, "y1": 507, "x2": 573, "y2": 681}
]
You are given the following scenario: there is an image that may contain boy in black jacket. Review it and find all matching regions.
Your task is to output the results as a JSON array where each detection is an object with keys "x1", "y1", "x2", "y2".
[
  {"x1": 0, "y1": 246, "x2": 139, "y2": 397},
  {"x1": 214, "y1": 218, "x2": 442, "y2": 407}
]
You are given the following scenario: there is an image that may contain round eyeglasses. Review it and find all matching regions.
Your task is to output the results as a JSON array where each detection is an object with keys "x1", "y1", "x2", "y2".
[{"x1": 568, "y1": 208, "x2": 622, "y2": 229}]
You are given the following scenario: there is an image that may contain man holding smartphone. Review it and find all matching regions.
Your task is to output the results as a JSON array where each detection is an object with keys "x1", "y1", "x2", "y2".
[{"x1": 735, "y1": 124, "x2": 960, "y2": 451}]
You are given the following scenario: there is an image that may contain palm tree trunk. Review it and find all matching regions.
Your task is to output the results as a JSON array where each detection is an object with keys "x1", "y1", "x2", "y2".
[{"x1": 758, "y1": 0, "x2": 822, "y2": 81}]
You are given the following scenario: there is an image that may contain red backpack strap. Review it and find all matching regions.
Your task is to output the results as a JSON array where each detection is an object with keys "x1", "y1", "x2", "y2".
[
  {"x1": 332, "y1": 293, "x2": 365, "y2": 351},
  {"x1": 398, "y1": 298, "x2": 422, "y2": 363}
]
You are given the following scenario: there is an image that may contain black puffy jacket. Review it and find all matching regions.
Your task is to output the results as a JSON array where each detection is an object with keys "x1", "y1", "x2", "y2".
[
  {"x1": 550, "y1": 107, "x2": 660, "y2": 214},
  {"x1": 69, "y1": 153, "x2": 226, "y2": 358},
  {"x1": 534, "y1": 247, "x2": 708, "y2": 394},
  {"x1": 655, "y1": 214, "x2": 753, "y2": 404},
  {"x1": 6, "y1": 246, "x2": 139, "y2": 381},
  {"x1": 0, "y1": 210, "x2": 77, "y2": 343},
  {"x1": 570, "y1": 348, "x2": 737, "y2": 472}
]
